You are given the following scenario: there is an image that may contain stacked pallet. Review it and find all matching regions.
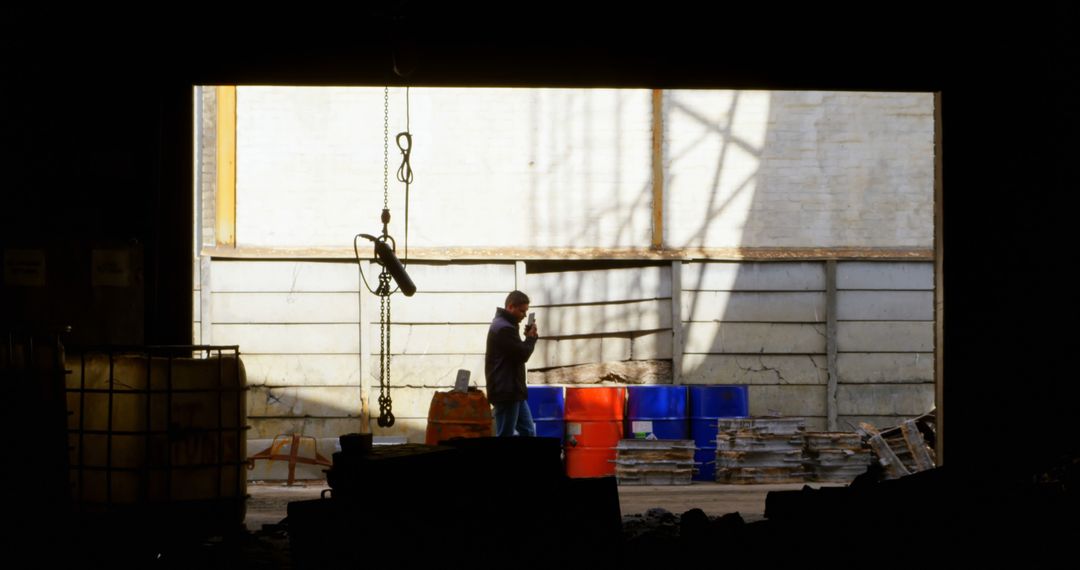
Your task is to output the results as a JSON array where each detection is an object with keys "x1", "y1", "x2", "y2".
[
  {"x1": 715, "y1": 417, "x2": 809, "y2": 483},
  {"x1": 804, "y1": 432, "x2": 872, "y2": 482},
  {"x1": 615, "y1": 439, "x2": 696, "y2": 485}
]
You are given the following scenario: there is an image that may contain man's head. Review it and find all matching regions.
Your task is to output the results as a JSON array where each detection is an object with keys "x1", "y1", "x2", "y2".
[{"x1": 504, "y1": 290, "x2": 530, "y2": 321}]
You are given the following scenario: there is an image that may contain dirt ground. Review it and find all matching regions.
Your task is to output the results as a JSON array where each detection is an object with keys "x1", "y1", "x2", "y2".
[{"x1": 245, "y1": 479, "x2": 843, "y2": 530}]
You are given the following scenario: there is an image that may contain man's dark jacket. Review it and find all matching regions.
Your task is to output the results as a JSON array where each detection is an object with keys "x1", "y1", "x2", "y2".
[{"x1": 485, "y1": 308, "x2": 537, "y2": 404}]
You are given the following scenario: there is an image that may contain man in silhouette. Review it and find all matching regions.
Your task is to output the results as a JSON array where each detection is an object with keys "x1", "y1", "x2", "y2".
[{"x1": 485, "y1": 290, "x2": 539, "y2": 436}]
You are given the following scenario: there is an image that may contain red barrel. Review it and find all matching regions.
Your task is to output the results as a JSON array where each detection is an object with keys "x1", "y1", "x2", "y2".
[
  {"x1": 425, "y1": 390, "x2": 493, "y2": 445},
  {"x1": 564, "y1": 387, "x2": 625, "y2": 477}
]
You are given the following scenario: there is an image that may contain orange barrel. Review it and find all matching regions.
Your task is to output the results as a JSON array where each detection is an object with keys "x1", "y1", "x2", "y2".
[
  {"x1": 564, "y1": 387, "x2": 625, "y2": 477},
  {"x1": 425, "y1": 389, "x2": 494, "y2": 445}
]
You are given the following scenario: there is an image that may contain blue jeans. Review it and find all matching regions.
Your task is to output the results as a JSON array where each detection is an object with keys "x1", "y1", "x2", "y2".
[{"x1": 492, "y1": 400, "x2": 536, "y2": 437}]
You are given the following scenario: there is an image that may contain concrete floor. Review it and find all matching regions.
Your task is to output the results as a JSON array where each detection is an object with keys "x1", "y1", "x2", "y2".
[{"x1": 245, "y1": 479, "x2": 844, "y2": 530}]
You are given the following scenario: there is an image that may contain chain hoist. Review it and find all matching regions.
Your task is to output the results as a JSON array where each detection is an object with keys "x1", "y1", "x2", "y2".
[{"x1": 354, "y1": 86, "x2": 416, "y2": 429}]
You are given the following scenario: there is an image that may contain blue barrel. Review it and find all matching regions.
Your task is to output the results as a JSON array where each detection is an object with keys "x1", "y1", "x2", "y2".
[
  {"x1": 694, "y1": 448, "x2": 718, "y2": 483},
  {"x1": 527, "y1": 386, "x2": 565, "y2": 440},
  {"x1": 625, "y1": 386, "x2": 688, "y2": 439},
  {"x1": 690, "y1": 385, "x2": 749, "y2": 418},
  {"x1": 689, "y1": 385, "x2": 749, "y2": 481}
]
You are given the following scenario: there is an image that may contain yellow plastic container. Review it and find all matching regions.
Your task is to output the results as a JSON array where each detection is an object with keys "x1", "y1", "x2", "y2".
[{"x1": 65, "y1": 347, "x2": 247, "y2": 528}]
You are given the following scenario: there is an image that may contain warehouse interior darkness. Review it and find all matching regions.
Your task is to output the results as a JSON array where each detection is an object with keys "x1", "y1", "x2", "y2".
[{"x1": 3, "y1": 5, "x2": 1077, "y2": 566}]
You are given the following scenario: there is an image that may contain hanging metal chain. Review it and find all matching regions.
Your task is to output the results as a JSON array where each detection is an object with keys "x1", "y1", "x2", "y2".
[
  {"x1": 376, "y1": 270, "x2": 394, "y2": 427},
  {"x1": 383, "y1": 87, "x2": 389, "y2": 210},
  {"x1": 375, "y1": 86, "x2": 395, "y2": 428}
]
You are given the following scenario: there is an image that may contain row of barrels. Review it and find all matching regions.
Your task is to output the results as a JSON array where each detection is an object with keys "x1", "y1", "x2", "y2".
[
  {"x1": 532, "y1": 385, "x2": 749, "y2": 479},
  {"x1": 426, "y1": 385, "x2": 749, "y2": 479}
]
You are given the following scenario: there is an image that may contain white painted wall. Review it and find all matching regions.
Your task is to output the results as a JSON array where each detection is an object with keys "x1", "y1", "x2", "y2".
[
  {"x1": 665, "y1": 90, "x2": 933, "y2": 248},
  {"x1": 236, "y1": 87, "x2": 654, "y2": 249},
  {"x1": 236, "y1": 88, "x2": 932, "y2": 251},
  {"x1": 678, "y1": 260, "x2": 934, "y2": 432}
]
